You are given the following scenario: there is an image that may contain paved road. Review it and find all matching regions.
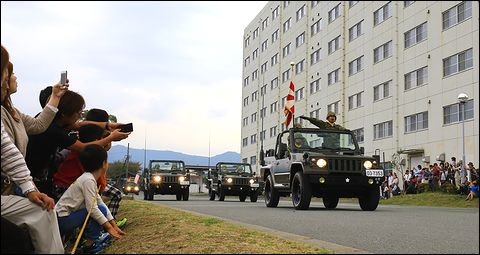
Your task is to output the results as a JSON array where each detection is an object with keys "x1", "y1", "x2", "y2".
[{"x1": 133, "y1": 193, "x2": 479, "y2": 254}]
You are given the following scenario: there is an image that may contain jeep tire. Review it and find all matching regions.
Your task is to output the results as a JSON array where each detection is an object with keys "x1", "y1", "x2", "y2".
[
  {"x1": 239, "y1": 195, "x2": 247, "y2": 202},
  {"x1": 209, "y1": 188, "x2": 216, "y2": 200},
  {"x1": 176, "y1": 193, "x2": 182, "y2": 201},
  {"x1": 291, "y1": 171, "x2": 312, "y2": 210},
  {"x1": 323, "y1": 196, "x2": 339, "y2": 209},
  {"x1": 264, "y1": 174, "x2": 279, "y2": 207},
  {"x1": 182, "y1": 187, "x2": 189, "y2": 201},
  {"x1": 359, "y1": 188, "x2": 380, "y2": 211},
  {"x1": 250, "y1": 193, "x2": 258, "y2": 202},
  {"x1": 143, "y1": 190, "x2": 148, "y2": 200},
  {"x1": 218, "y1": 185, "x2": 225, "y2": 201},
  {"x1": 148, "y1": 189, "x2": 154, "y2": 201}
]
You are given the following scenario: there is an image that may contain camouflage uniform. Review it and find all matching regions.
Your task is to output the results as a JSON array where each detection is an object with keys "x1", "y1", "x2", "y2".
[{"x1": 300, "y1": 112, "x2": 347, "y2": 131}]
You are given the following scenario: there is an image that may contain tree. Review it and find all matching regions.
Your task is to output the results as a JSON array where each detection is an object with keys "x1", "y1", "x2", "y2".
[{"x1": 107, "y1": 160, "x2": 141, "y2": 179}]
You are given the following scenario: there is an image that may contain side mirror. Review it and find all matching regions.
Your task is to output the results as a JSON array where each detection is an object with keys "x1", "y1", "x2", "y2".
[{"x1": 360, "y1": 147, "x2": 365, "y2": 155}]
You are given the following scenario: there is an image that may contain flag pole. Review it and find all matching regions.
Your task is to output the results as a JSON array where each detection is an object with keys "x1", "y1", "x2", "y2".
[{"x1": 290, "y1": 62, "x2": 295, "y2": 126}]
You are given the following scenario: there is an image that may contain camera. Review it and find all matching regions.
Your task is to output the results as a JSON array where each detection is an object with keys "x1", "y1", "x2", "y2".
[
  {"x1": 60, "y1": 71, "x2": 68, "y2": 87},
  {"x1": 119, "y1": 123, "x2": 133, "y2": 132}
]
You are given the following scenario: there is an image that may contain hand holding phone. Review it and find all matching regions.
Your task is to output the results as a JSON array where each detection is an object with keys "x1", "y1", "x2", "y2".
[
  {"x1": 119, "y1": 123, "x2": 133, "y2": 133},
  {"x1": 60, "y1": 71, "x2": 68, "y2": 88}
]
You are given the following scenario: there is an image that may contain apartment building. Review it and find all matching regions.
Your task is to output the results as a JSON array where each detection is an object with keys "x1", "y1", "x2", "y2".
[{"x1": 241, "y1": 1, "x2": 479, "y2": 174}]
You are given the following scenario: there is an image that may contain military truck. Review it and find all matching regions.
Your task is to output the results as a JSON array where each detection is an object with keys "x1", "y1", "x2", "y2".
[
  {"x1": 260, "y1": 128, "x2": 384, "y2": 210},
  {"x1": 143, "y1": 160, "x2": 190, "y2": 201},
  {"x1": 207, "y1": 162, "x2": 260, "y2": 202}
]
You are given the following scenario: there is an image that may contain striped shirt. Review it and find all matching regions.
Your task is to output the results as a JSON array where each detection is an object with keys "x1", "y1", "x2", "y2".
[{"x1": 1, "y1": 121, "x2": 36, "y2": 193}]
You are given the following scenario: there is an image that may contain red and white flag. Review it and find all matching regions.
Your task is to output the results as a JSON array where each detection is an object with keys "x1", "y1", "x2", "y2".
[{"x1": 284, "y1": 80, "x2": 295, "y2": 128}]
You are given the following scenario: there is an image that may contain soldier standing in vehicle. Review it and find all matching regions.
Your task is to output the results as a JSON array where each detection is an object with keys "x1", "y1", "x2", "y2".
[{"x1": 300, "y1": 112, "x2": 347, "y2": 130}]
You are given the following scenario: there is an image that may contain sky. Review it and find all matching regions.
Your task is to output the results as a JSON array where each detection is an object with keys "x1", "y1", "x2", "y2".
[{"x1": 1, "y1": 1, "x2": 267, "y2": 157}]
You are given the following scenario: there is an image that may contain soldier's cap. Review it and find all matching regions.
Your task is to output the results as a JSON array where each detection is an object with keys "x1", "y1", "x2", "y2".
[{"x1": 326, "y1": 111, "x2": 336, "y2": 119}]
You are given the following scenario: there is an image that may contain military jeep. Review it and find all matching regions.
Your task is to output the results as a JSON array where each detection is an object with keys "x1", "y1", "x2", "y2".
[
  {"x1": 143, "y1": 160, "x2": 190, "y2": 201},
  {"x1": 260, "y1": 128, "x2": 384, "y2": 210},
  {"x1": 207, "y1": 162, "x2": 260, "y2": 202}
]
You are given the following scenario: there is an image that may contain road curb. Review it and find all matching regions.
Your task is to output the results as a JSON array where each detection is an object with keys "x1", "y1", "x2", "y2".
[{"x1": 143, "y1": 199, "x2": 371, "y2": 254}]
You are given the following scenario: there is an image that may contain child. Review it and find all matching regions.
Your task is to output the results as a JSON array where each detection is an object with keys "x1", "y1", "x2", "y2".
[
  {"x1": 465, "y1": 180, "x2": 478, "y2": 201},
  {"x1": 55, "y1": 144, "x2": 125, "y2": 253}
]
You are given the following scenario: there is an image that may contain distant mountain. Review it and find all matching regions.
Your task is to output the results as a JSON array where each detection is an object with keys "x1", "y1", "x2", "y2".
[{"x1": 108, "y1": 145, "x2": 240, "y2": 168}]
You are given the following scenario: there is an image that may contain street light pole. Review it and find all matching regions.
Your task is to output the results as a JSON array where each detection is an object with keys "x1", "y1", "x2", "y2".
[{"x1": 458, "y1": 93, "x2": 468, "y2": 184}]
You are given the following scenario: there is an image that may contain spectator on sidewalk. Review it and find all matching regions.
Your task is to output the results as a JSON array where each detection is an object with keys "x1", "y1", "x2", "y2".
[
  {"x1": 465, "y1": 180, "x2": 478, "y2": 201},
  {"x1": 468, "y1": 162, "x2": 477, "y2": 182}
]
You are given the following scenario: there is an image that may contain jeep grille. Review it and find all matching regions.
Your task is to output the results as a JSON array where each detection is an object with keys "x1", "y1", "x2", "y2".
[
  {"x1": 327, "y1": 158, "x2": 363, "y2": 173},
  {"x1": 233, "y1": 178, "x2": 249, "y2": 185},
  {"x1": 163, "y1": 176, "x2": 178, "y2": 183}
]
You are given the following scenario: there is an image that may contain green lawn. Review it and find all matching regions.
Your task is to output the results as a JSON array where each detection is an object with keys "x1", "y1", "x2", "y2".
[{"x1": 379, "y1": 192, "x2": 479, "y2": 208}]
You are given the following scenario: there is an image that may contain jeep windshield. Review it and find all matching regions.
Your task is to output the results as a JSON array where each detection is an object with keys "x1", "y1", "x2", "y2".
[
  {"x1": 218, "y1": 164, "x2": 252, "y2": 175},
  {"x1": 150, "y1": 161, "x2": 184, "y2": 173},
  {"x1": 291, "y1": 130, "x2": 357, "y2": 152}
]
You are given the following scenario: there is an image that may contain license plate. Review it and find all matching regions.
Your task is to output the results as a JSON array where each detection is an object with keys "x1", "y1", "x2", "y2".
[
  {"x1": 250, "y1": 183, "x2": 259, "y2": 188},
  {"x1": 180, "y1": 181, "x2": 190, "y2": 185},
  {"x1": 366, "y1": 170, "x2": 384, "y2": 177}
]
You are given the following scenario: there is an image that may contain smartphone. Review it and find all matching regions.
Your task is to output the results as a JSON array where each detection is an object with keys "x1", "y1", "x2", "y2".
[
  {"x1": 60, "y1": 71, "x2": 68, "y2": 87},
  {"x1": 119, "y1": 123, "x2": 133, "y2": 132}
]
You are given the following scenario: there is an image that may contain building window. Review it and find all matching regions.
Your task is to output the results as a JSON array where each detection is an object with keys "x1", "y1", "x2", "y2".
[
  {"x1": 281, "y1": 96, "x2": 286, "y2": 108},
  {"x1": 282, "y1": 69, "x2": 291, "y2": 83},
  {"x1": 327, "y1": 101, "x2": 339, "y2": 115},
  {"x1": 311, "y1": 19, "x2": 322, "y2": 37},
  {"x1": 242, "y1": 138, "x2": 248, "y2": 147},
  {"x1": 243, "y1": 96, "x2": 249, "y2": 107},
  {"x1": 374, "y1": 120, "x2": 393, "y2": 140},
  {"x1": 295, "y1": 59, "x2": 305, "y2": 74},
  {"x1": 244, "y1": 56, "x2": 250, "y2": 67},
  {"x1": 311, "y1": 48, "x2": 322, "y2": 65},
  {"x1": 443, "y1": 99, "x2": 474, "y2": 125},
  {"x1": 348, "y1": 91, "x2": 363, "y2": 110},
  {"x1": 296, "y1": 5, "x2": 306, "y2": 21},
  {"x1": 328, "y1": 4, "x2": 341, "y2": 23},
  {"x1": 443, "y1": 48, "x2": 473, "y2": 77},
  {"x1": 262, "y1": 17, "x2": 269, "y2": 30},
  {"x1": 244, "y1": 37, "x2": 250, "y2": 48},
  {"x1": 283, "y1": 1, "x2": 290, "y2": 8},
  {"x1": 374, "y1": 2, "x2": 392, "y2": 26},
  {"x1": 310, "y1": 78, "x2": 321, "y2": 94},
  {"x1": 281, "y1": 123, "x2": 286, "y2": 132},
  {"x1": 349, "y1": 20, "x2": 363, "y2": 42},
  {"x1": 271, "y1": 77, "x2": 279, "y2": 90},
  {"x1": 271, "y1": 53, "x2": 278, "y2": 66},
  {"x1": 405, "y1": 111, "x2": 428, "y2": 133},
  {"x1": 311, "y1": 1, "x2": 319, "y2": 8},
  {"x1": 328, "y1": 36, "x2": 341, "y2": 54},
  {"x1": 328, "y1": 68, "x2": 340, "y2": 85},
  {"x1": 272, "y1": 30, "x2": 279, "y2": 43},
  {"x1": 253, "y1": 28, "x2": 259, "y2": 40},
  {"x1": 352, "y1": 128, "x2": 364, "y2": 143},
  {"x1": 272, "y1": 6, "x2": 279, "y2": 20},
  {"x1": 374, "y1": 41, "x2": 393, "y2": 63},
  {"x1": 404, "y1": 1, "x2": 415, "y2": 7},
  {"x1": 250, "y1": 156, "x2": 257, "y2": 165},
  {"x1": 252, "y1": 70, "x2": 258, "y2": 81},
  {"x1": 243, "y1": 76, "x2": 249, "y2": 87},
  {"x1": 252, "y1": 48, "x2": 258, "y2": 60},
  {"x1": 296, "y1": 32, "x2": 305, "y2": 48},
  {"x1": 260, "y1": 107, "x2": 267, "y2": 119},
  {"x1": 260, "y1": 84, "x2": 267, "y2": 96},
  {"x1": 260, "y1": 130, "x2": 266, "y2": 141},
  {"x1": 283, "y1": 43, "x2": 291, "y2": 58},
  {"x1": 310, "y1": 108, "x2": 320, "y2": 119},
  {"x1": 242, "y1": 117, "x2": 248, "y2": 127},
  {"x1": 404, "y1": 66, "x2": 428, "y2": 90},
  {"x1": 270, "y1": 126, "x2": 277, "y2": 138},
  {"x1": 261, "y1": 62, "x2": 268, "y2": 74},
  {"x1": 251, "y1": 134, "x2": 257, "y2": 144},
  {"x1": 251, "y1": 112, "x2": 257, "y2": 123},
  {"x1": 251, "y1": 91, "x2": 258, "y2": 102},
  {"x1": 349, "y1": 1, "x2": 359, "y2": 8},
  {"x1": 242, "y1": 158, "x2": 248, "y2": 163},
  {"x1": 295, "y1": 87, "x2": 304, "y2": 101},
  {"x1": 261, "y1": 39, "x2": 268, "y2": 52},
  {"x1": 404, "y1": 22, "x2": 427, "y2": 49},
  {"x1": 283, "y1": 18, "x2": 291, "y2": 33},
  {"x1": 270, "y1": 101, "x2": 278, "y2": 114},
  {"x1": 443, "y1": 1, "x2": 472, "y2": 30},
  {"x1": 293, "y1": 117, "x2": 304, "y2": 127},
  {"x1": 349, "y1": 55, "x2": 364, "y2": 76},
  {"x1": 374, "y1": 80, "x2": 391, "y2": 101}
]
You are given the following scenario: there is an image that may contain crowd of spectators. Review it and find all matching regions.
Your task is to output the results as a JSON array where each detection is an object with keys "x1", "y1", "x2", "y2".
[{"x1": 1, "y1": 44, "x2": 131, "y2": 254}]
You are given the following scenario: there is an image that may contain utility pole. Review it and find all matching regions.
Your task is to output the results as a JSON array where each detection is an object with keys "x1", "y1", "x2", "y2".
[
  {"x1": 125, "y1": 143, "x2": 130, "y2": 183},
  {"x1": 144, "y1": 129, "x2": 147, "y2": 174}
]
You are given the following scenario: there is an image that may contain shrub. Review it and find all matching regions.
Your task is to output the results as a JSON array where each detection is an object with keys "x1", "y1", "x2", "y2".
[
  {"x1": 417, "y1": 183, "x2": 430, "y2": 194},
  {"x1": 439, "y1": 183, "x2": 457, "y2": 194}
]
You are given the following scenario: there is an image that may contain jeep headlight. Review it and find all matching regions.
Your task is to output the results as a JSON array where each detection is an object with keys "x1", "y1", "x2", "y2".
[
  {"x1": 134, "y1": 186, "x2": 139, "y2": 191},
  {"x1": 126, "y1": 186, "x2": 131, "y2": 191},
  {"x1": 364, "y1": 160, "x2": 373, "y2": 169},
  {"x1": 226, "y1": 178, "x2": 233, "y2": 183},
  {"x1": 153, "y1": 175, "x2": 161, "y2": 183},
  {"x1": 316, "y1": 159, "x2": 327, "y2": 168},
  {"x1": 249, "y1": 179, "x2": 255, "y2": 184},
  {"x1": 179, "y1": 176, "x2": 185, "y2": 182}
]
